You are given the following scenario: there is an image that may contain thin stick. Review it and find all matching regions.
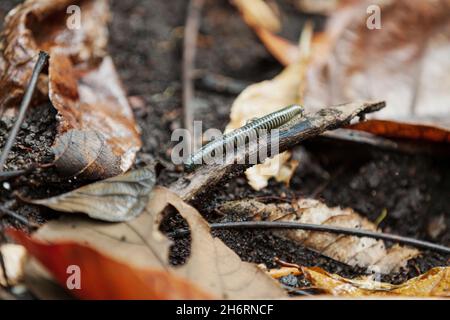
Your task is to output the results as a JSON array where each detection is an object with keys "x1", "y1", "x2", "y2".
[
  {"x1": 0, "y1": 167, "x2": 33, "y2": 182},
  {"x1": 170, "y1": 221, "x2": 450, "y2": 254},
  {"x1": 0, "y1": 169, "x2": 27, "y2": 182},
  {"x1": 182, "y1": 0, "x2": 205, "y2": 137},
  {"x1": 0, "y1": 205, "x2": 39, "y2": 228},
  {"x1": 193, "y1": 70, "x2": 249, "y2": 95},
  {"x1": 170, "y1": 101, "x2": 385, "y2": 200},
  {"x1": 0, "y1": 51, "x2": 49, "y2": 172}
]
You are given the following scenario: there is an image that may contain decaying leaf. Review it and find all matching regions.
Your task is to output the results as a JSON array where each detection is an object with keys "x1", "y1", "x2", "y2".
[
  {"x1": 12, "y1": 187, "x2": 286, "y2": 299},
  {"x1": 51, "y1": 129, "x2": 122, "y2": 180},
  {"x1": 48, "y1": 52, "x2": 141, "y2": 177},
  {"x1": 301, "y1": 266, "x2": 450, "y2": 297},
  {"x1": 219, "y1": 199, "x2": 419, "y2": 273},
  {"x1": 226, "y1": 24, "x2": 312, "y2": 190},
  {"x1": 0, "y1": 244, "x2": 27, "y2": 287},
  {"x1": 231, "y1": 0, "x2": 300, "y2": 66},
  {"x1": 0, "y1": 0, "x2": 141, "y2": 178},
  {"x1": 303, "y1": 0, "x2": 450, "y2": 142},
  {"x1": 0, "y1": 0, "x2": 107, "y2": 109},
  {"x1": 28, "y1": 165, "x2": 156, "y2": 222}
]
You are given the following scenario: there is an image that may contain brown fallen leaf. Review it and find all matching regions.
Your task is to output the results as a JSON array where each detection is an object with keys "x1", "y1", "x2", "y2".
[
  {"x1": 14, "y1": 187, "x2": 286, "y2": 299},
  {"x1": 231, "y1": 0, "x2": 299, "y2": 66},
  {"x1": 301, "y1": 266, "x2": 450, "y2": 297},
  {"x1": 0, "y1": 0, "x2": 141, "y2": 178},
  {"x1": 0, "y1": 0, "x2": 108, "y2": 111},
  {"x1": 303, "y1": 0, "x2": 450, "y2": 142},
  {"x1": 27, "y1": 165, "x2": 156, "y2": 222},
  {"x1": 51, "y1": 129, "x2": 122, "y2": 180},
  {"x1": 219, "y1": 199, "x2": 419, "y2": 273}
]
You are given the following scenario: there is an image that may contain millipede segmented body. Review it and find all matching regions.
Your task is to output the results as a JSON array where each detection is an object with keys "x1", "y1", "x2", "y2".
[{"x1": 185, "y1": 105, "x2": 304, "y2": 171}]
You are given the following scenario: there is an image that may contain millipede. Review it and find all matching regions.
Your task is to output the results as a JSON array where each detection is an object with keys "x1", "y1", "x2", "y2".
[{"x1": 185, "y1": 105, "x2": 304, "y2": 171}]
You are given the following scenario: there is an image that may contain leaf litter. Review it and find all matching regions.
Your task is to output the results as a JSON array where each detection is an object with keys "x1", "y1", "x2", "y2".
[
  {"x1": 298, "y1": 265, "x2": 449, "y2": 297},
  {"x1": 243, "y1": 0, "x2": 450, "y2": 143},
  {"x1": 219, "y1": 198, "x2": 420, "y2": 274},
  {"x1": 0, "y1": 1, "x2": 446, "y2": 294},
  {"x1": 26, "y1": 165, "x2": 156, "y2": 222},
  {"x1": 10, "y1": 187, "x2": 286, "y2": 299},
  {"x1": 0, "y1": 0, "x2": 141, "y2": 179}
]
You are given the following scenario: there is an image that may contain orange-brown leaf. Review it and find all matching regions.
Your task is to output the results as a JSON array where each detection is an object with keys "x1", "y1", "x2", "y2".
[
  {"x1": 13, "y1": 187, "x2": 286, "y2": 299},
  {"x1": 9, "y1": 229, "x2": 212, "y2": 300}
]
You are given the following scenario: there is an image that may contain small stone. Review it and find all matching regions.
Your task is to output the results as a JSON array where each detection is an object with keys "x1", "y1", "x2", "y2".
[{"x1": 280, "y1": 274, "x2": 298, "y2": 287}]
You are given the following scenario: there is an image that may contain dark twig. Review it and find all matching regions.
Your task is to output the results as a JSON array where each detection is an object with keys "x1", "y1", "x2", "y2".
[
  {"x1": 169, "y1": 221, "x2": 450, "y2": 254},
  {"x1": 0, "y1": 205, "x2": 39, "y2": 228},
  {"x1": 182, "y1": 0, "x2": 205, "y2": 137},
  {"x1": 0, "y1": 161, "x2": 54, "y2": 182},
  {"x1": 0, "y1": 166, "x2": 36, "y2": 183},
  {"x1": 0, "y1": 169, "x2": 28, "y2": 182},
  {"x1": 0, "y1": 51, "x2": 49, "y2": 172},
  {"x1": 193, "y1": 70, "x2": 250, "y2": 95},
  {"x1": 170, "y1": 101, "x2": 386, "y2": 200}
]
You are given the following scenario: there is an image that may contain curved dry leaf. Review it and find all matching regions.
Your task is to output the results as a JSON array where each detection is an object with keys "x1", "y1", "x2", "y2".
[
  {"x1": 231, "y1": 0, "x2": 281, "y2": 33},
  {"x1": 253, "y1": 27, "x2": 300, "y2": 66},
  {"x1": 304, "y1": 0, "x2": 450, "y2": 142},
  {"x1": 19, "y1": 187, "x2": 285, "y2": 299},
  {"x1": 48, "y1": 54, "x2": 141, "y2": 177},
  {"x1": 0, "y1": 0, "x2": 141, "y2": 177},
  {"x1": 52, "y1": 129, "x2": 122, "y2": 179},
  {"x1": 302, "y1": 266, "x2": 450, "y2": 297},
  {"x1": 28, "y1": 165, "x2": 156, "y2": 222},
  {"x1": 219, "y1": 199, "x2": 419, "y2": 273},
  {"x1": 231, "y1": 0, "x2": 301, "y2": 66}
]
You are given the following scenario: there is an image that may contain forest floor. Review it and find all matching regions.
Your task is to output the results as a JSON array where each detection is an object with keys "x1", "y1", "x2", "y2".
[{"x1": 0, "y1": 0, "x2": 448, "y2": 289}]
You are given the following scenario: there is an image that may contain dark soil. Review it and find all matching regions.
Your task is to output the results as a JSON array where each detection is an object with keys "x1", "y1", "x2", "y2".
[{"x1": 0, "y1": 0, "x2": 448, "y2": 295}]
